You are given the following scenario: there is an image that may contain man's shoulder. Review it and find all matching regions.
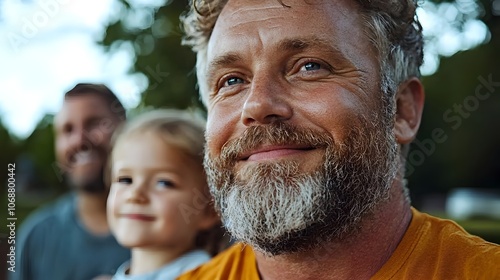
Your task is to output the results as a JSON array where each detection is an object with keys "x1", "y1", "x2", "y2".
[
  {"x1": 18, "y1": 193, "x2": 75, "y2": 237},
  {"x1": 421, "y1": 209, "x2": 500, "y2": 258},
  {"x1": 417, "y1": 209, "x2": 499, "y2": 247},
  {"x1": 397, "y1": 208, "x2": 500, "y2": 277},
  {"x1": 369, "y1": 208, "x2": 500, "y2": 279},
  {"x1": 421, "y1": 210, "x2": 500, "y2": 276},
  {"x1": 177, "y1": 243, "x2": 259, "y2": 280}
]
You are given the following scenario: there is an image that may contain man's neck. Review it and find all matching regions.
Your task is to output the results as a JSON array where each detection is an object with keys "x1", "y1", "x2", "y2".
[
  {"x1": 254, "y1": 183, "x2": 412, "y2": 280},
  {"x1": 76, "y1": 191, "x2": 110, "y2": 235}
]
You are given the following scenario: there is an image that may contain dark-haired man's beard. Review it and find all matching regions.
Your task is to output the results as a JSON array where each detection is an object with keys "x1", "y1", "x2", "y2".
[
  {"x1": 66, "y1": 169, "x2": 107, "y2": 194},
  {"x1": 204, "y1": 121, "x2": 398, "y2": 256}
]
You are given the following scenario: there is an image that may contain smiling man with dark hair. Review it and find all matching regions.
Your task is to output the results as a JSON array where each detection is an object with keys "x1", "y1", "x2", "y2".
[{"x1": 13, "y1": 83, "x2": 130, "y2": 280}]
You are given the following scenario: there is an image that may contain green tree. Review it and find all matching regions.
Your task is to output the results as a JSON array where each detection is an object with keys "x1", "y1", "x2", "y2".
[{"x1": 100, "y1": 0, "x2": 201, "y2": 110}]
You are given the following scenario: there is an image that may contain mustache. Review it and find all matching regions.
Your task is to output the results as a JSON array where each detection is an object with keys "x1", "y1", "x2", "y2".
[{"x1": 217, "y1": 122, "x2": 334, "y2": 163}]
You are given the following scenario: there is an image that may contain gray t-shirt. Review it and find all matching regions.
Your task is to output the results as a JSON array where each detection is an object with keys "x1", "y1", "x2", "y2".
[
  {"x1": 10, "y1": 193, "x2": 130, "y2": 280},
  {"x1": 112, "y1": 250, "x2": 210, "y2": 280}
]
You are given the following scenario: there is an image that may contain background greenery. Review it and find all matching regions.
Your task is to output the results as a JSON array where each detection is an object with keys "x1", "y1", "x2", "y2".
[{"x1": 1, "y1": 0, "x2": 499, "y2": 243}]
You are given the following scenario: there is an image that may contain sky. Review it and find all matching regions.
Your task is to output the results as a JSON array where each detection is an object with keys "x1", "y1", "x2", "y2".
[
  {"x1": 0, "y1": 0, "x2": 145, "y2": 139},
  {"x1": 0, "y1": 0, "x2": 491, "y2": 139}
]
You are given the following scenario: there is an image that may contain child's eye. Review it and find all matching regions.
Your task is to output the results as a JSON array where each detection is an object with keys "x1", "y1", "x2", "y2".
[
  {"x1": 157, "y1": 179, "x2": 175, "y2": 188},
  {"x1": 117, "y1": 176, "x2": 132, "y2": 184}
]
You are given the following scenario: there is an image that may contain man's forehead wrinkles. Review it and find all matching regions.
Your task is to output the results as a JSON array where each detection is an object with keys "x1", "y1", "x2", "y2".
[
  {"x1": 220, "y1": 1, "x2": 291, "y2": 29},
  {"x1": 225, "y1": 2, "x2": 284, "y2": 17}
]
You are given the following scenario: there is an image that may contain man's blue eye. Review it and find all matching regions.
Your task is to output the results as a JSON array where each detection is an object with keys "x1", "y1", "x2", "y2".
[
  {"x1": 304, "y1": 62, "x2": 321, "y2": 71},
  {"x1": 226, "y1": 77, "x2": 244, "y2": 86},
  {"x1": 158, "y1": 180, "x2": 175, "y2": 188}
]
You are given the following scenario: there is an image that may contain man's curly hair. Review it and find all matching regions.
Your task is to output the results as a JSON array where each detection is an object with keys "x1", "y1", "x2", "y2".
[{"x1": 180, "y1": 0, "x2": 424, "y2": 119}]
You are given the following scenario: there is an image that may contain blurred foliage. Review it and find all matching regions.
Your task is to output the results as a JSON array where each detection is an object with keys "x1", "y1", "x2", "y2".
[
  {"x1": 0, "y1": 116, "x2": 20, "y2": 168},
  {"x1": 18, "y1": 114, "x2": 58, "y2": 193},
  {"x1": 409, "y1": 0, "x2": 500, "y2": 205},
  {"x1": 0, "y1": 115, "x2": 58, "y2": 236},
  {"x1": 100, "y1": 0, "x2": 203, "y2": 111},
  {"x1": 0, "y1": 0, "x2": 498, "y2": 240}
]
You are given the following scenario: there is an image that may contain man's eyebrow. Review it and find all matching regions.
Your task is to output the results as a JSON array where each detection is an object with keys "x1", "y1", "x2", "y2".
[
  {"x1": 277, "y1": 37, "x2": 344, "y2": 57},
  {"x1": 210, "y1": 53, "x2": 242, "y2": 69},
  {"x1": 207, "y1": 53, "x2": 243, "y2": 82}
]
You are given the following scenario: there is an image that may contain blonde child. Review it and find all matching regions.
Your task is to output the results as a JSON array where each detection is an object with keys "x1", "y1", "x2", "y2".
[{"x1": 106, "y1": 109, "x2": 226, "y2": 280}]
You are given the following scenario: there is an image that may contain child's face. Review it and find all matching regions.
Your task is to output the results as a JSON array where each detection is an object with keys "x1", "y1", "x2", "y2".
[{"x1": 107, "y1": 132, "x2": 215, "y2": 250}]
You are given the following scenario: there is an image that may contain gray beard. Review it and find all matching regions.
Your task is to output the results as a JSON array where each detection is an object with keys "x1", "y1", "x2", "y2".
[{"x1": 204, "y1": 121, "x2": 398, "y2": 256}]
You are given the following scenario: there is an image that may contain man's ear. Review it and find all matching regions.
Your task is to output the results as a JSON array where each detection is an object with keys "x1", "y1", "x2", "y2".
[{"x1": 394, "y1": 77, "x2": 425, "y2": 144}]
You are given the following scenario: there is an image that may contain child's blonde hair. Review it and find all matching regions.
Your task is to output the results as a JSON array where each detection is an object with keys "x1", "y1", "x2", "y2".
[{"x1": 108, "y1": 108, "x2": 229, "y2": 256}]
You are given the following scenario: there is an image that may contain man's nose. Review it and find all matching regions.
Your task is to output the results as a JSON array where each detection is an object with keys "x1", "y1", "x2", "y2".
[
  {"x1": 241, "y1": 75, "x2": 293, "y2": 126},
  {"x1": 70, "y1": 128, "x2": 92, "y2": 151}
]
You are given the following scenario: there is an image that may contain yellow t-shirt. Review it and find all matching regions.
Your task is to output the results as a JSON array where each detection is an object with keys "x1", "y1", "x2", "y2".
[{"x1": 177, "y1": 208, "x2": 500, "y2": 279}]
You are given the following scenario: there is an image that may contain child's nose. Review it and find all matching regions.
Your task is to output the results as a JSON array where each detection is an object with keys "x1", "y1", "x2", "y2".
[{"x1": 126, "y1": 182, "x2": 149, "y2": 204}]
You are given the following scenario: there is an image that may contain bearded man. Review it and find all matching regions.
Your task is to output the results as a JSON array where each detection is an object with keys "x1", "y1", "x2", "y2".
[{"x1": 178, "y1": 0, "x2": 500, "y2": 279}]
